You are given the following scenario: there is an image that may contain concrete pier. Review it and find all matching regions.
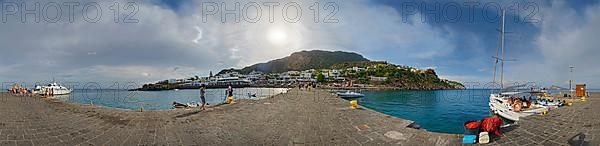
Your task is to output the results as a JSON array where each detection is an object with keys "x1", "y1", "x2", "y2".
[
  {"x1": 0, "y1": 89, "x2": 459, "y2": 146},
  {"x1": 0, "y1": 90, "x2": 597, "y2": 145},
  {"x1": 492, "y1": 93, "x2": 599, "y2": 145}
]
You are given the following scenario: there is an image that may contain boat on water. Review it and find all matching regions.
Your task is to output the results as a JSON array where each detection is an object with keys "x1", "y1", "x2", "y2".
[
  {"x1": 489, "y1": 92, "x2": 548, "y2": 121},
  {"x1": 336, "y1": 91, "x2": 365, "y2": 98},
  {"x1": 172, "y1": 101, "x2": 200, "y2": 108},
  {"x1": 33, "y1": 82, "x2": 73, "y2": 95},
  {"x1": 487, "y1": 10, "x2": 551, "y2": 121}
]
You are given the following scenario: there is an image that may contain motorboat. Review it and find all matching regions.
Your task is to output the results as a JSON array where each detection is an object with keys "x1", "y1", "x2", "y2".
[
  {"x1": 336, "y1": 91, "x2": 365, "y2": 98},
  {"x1": 33, "y1": 82, "x2": 73, "y2": 95},
  {"x1": 247, "y1": 92, "x2": 257, "y2": 97},
  {"x1": 172, "y1": 101, "x2": 200, "y2": 109},
  {"x1": 489, "y1": 92, "x2": 548, "y2": 121}
]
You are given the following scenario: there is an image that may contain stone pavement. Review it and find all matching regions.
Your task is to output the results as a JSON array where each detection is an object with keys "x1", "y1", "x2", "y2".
[
  {"x1": 491, "y1": 93, "x2": 600, "y2": 146},
  {"x1": 0, "y1": 89, "x2": 461, "y2": 146}
]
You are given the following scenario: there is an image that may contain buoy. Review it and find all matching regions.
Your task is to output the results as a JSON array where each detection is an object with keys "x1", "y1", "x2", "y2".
[
  {"x1": 227, "y1": 96, "x2": 233, "y2": 104},
  {"x1": 351, "y1": 100, "x2": 358, "y2": 109}
]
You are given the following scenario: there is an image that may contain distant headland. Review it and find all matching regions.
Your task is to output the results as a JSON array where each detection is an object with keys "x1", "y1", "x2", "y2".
[{"x1": 130, "y1": 50, "x2": 464, "y2": 91}]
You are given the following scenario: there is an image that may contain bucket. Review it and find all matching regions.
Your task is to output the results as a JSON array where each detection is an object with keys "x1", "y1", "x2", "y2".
[
  {"x1": 478, "y1": 132, "x2": 490, "y2": 144},
  {"x1": 464, "y1": 121, "x2": 481, "y2": 135}
]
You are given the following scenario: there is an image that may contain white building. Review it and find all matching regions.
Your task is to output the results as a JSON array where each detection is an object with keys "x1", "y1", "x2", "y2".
[
  {"x1": 370, "y1": 76, "x2": 388, "y2": 82},
  {"x1": 328, "y1": 70, "x2": 340, "y2": 79},
  {"x1": 220, "y1": 71, "x2": 242, "y2": 78},
  {"x1": 247, "y1": 71, "x2": 264, "y2": 81}
]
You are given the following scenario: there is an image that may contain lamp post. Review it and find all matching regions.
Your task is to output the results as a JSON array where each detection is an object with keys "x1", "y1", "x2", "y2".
[{"x1": 569, "y1": 65, "x2": 574, "y2": 96}]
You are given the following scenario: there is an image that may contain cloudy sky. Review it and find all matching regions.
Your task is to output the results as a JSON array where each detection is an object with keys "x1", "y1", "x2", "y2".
[{"x1": 1, "y1": 0, "x2": 599, "y2": 89}]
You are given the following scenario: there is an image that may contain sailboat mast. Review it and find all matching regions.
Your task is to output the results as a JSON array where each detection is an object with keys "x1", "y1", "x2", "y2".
[
  {"x1": 492, "y1": 31, "x2": 501, "y2": 84},
  {"x1": 500, "y1": 9, "x2": 506, "y2": 90}
]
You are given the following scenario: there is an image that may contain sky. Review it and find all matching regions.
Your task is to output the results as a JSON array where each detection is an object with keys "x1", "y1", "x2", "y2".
[{"x1": 0, "y1": 0, "x2": 599, "y2": 89}]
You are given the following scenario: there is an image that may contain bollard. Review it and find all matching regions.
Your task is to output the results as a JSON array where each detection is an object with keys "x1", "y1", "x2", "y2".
[
  {"x1": 582, "y1": 96, "x2": 587, "y2": 102},
  {"x1": 140, "y1": 106, "x2": 144, "y2": 112},
  {"x1": 228, "y1": 96, "x2": 233, "y2": 104},
  {"x1": 541, "y1": 110, "x2": 548, "y2": 116},
  {"x1": 351, "y1": 100, "x2": 358, "y2": 109}
]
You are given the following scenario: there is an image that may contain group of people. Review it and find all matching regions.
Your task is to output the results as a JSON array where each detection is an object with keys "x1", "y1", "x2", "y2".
[
  {"x1": 9, "y1": 87, "x2": 33, "y2": 97},
  {"x1": 507, "y1": 96, "x2": 532, "y2": 112},
  {"x1": 298, "y1": 82, "x2": 316, "y2": 91},
  {"x1": 196, "y1": 85, "x2": 234, "y2": 111}
]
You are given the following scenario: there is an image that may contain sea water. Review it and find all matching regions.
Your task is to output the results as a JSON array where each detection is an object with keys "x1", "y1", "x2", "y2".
[
  {"x1": 54, "y1": 88, "x2": 288, "y2": 110},
  {"x1": 358, "y1": 90, "x2": 492, "y2": 134}
]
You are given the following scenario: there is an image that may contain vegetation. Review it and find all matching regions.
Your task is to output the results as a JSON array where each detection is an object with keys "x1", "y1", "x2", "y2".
[
  {"x1": 234, "y1": 50, "x2": 369, "y2": 74},
  {"x1": 335, "y1": 62, "x2": 464, "y2": 89},
  {"x1": 214, "y1": 50, "x2": 464, "y2": 90},
  {"x1": 316, "y1": 71, "x2": 325, "y2": 83}
]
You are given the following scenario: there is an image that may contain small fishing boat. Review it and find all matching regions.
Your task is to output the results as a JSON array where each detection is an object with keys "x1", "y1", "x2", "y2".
[
  {"x1": 172, "y1": 101, "x2": 200, "y2": 108},
  {"x1": 536, "y1": 98, "x2": 564, "y2": 107},
  {"x1": 336, "y1": 91, "x2": 365, "y2": 98}
]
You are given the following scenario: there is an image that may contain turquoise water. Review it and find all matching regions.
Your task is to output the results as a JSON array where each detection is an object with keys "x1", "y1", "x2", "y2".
[
  {"x1": 358, "y1": 90, "x2": 493, "y2": 134},
  {"x1": 54, "y1": 88, "x2": 289, "y2": 110}
]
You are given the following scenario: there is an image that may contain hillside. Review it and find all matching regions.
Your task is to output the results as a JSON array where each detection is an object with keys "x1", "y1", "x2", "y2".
[
  {"x1": 216, "y1": 50, "x2": 464, "y2": 90},
  {"x1": 331, "y1": 61, "x2": 465, "y2": 90},
  {"x1": 234, "y1": 50, "x2": 369, "y2": 74}
]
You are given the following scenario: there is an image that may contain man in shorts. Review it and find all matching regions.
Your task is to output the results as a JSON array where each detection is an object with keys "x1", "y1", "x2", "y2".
[{"x1": 200, "y1": 85, "x2": 206, "y2": 110}]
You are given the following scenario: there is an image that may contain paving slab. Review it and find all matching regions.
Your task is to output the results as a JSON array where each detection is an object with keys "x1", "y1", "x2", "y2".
[{"x1": 3, "y1": 90, "x2": 596, "y2": 145}]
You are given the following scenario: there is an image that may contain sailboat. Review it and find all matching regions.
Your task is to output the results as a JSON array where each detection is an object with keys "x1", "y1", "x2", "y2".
[{"x1": 488, "y1": 10, "x2": 547, "y2": 121}]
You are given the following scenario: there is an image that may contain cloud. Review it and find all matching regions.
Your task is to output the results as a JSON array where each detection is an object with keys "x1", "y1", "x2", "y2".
[
  {"x1": 2, "y1": 0, "x2": 597, "y2": 89},
  {"x1": 0, "y1": 0, "x2": 459, "y2": 86},
  {"x1": 192, "y1": 26, "x2": 203, "y2": 44},
  {"x1": 508, "y1": 1, "x2": 600, "y2": 88}
]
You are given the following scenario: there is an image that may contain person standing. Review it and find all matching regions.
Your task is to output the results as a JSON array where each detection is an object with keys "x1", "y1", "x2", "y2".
[
  {"x1": 226, "y1": 86, "x2": 234, "y2": 104},
  {"x1": 199, "y1": 85, "x2": 206, "y2": 110}
]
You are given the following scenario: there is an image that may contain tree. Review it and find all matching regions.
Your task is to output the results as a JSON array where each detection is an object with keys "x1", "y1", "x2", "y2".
[{"x1": 316, "y1": 72, "x2": 325, "y2": 83}]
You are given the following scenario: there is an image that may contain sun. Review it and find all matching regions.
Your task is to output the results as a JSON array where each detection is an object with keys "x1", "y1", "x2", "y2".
[{"x1": 267, "y1": 28, "x2": 288, "y2": 45}]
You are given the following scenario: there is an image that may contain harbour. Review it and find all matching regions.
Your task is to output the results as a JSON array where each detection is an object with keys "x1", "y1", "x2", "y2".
[
  {"x1": 2, "y1": 0, "x2": 599, "y2": 145},
  {"x1": 1, "y1": 88, "x2": 598, "y2": 145}
]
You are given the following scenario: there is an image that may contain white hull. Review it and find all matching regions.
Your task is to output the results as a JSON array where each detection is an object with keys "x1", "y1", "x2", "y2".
[
  {"x1": 33, "y1": 82, "x2": 73, "y2": 95},
  {"x1": 50, "y1": 89, "x2": 72, "y2": 95},
  {"x1": 337, "y1": 92, "x2": 364, "y2": 98},
  {"x1": 489, "y1": 93, "x2": 547, "y2": 121}
]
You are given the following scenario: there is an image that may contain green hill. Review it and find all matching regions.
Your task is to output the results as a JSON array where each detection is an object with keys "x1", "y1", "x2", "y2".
[
  {"x1": 235, "y1": 50, "x2": 369, "y2": 74},
  {"x1": 216, "y1": 50, "x2": 464, "y2": 90}
]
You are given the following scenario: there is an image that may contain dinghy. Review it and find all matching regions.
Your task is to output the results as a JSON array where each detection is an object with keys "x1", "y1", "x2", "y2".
[{"x1": 336, "y1": 91, "x2": 365, "y2": 99}]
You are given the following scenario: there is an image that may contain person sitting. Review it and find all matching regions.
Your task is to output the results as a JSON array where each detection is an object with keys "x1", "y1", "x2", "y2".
[{"x1": 526, "y1": 97, "x2": 532, "y2": 108}]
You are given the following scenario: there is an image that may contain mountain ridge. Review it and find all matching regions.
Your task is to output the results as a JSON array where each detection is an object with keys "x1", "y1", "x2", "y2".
[{"x1": 220, "y1": 50, "x2": 370, "y2": 74}]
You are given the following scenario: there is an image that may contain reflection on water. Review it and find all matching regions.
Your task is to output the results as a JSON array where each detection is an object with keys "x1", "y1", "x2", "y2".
[
  {"x1": 358, "y1": 90, "x2": 492, "y2": 134},
  {"x1": 53, "y1": 88, "x2": 289, "y2": 110}
]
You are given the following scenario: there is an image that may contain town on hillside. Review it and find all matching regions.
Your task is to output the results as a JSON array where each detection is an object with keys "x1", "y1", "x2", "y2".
[{"x1": 133, "y1": 62, "x2": 465, "y2": 91}]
